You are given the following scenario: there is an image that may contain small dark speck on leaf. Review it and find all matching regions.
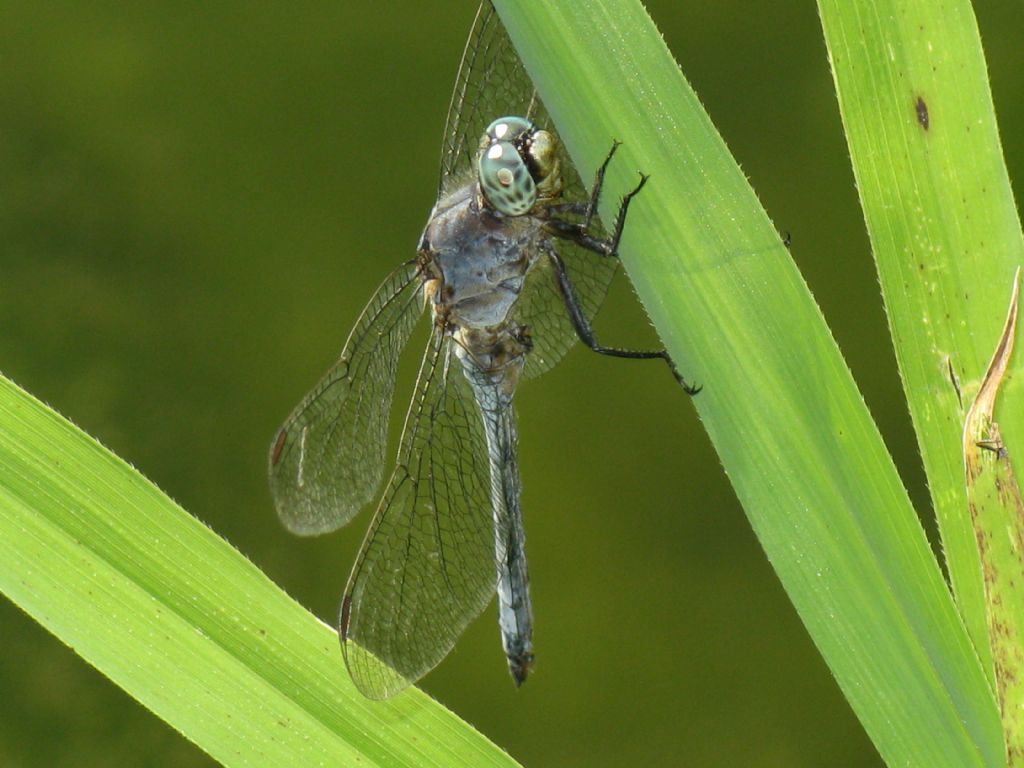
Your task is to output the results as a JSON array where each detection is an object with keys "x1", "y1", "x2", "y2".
[
  {"x1": 947, "y1": 357, "x2": 963, "y2": 410},
  {"x1": 915, "y1": 96, "x2": 929, "y2": 130}
]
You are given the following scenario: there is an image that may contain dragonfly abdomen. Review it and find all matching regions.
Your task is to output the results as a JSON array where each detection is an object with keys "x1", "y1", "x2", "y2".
[{"x1": 457, "y1": 347, "x2": 534, "y2": 686}]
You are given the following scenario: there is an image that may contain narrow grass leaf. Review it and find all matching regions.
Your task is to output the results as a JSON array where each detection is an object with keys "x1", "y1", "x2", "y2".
[
  {"x1": 817, "y1": 0, "x2": 1024, "y2": 682},
  {"x1": 964, "y1": 271, "x2": 1024, "y2": 765},
  {"x1": 494, "y1": 1, "x2": 1002, "y2": 765}
]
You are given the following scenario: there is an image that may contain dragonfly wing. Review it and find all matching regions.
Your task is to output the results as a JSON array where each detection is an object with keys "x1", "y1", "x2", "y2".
[
  {"x1": 439, "y1": 3, "x2": 535, "y2": 196},
  {"x1": 514, "y1": 241, "x2": 619, "y2": 380},
  {"x1": 340, "y1": 332, "x2": 496, "y2": 699},
  {"x1": 268, "y1": 261, "x2": 424, "y2": 536}
]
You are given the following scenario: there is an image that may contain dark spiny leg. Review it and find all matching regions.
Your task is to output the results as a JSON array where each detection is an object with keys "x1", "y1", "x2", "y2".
[
  {"x1": 583, "y1": 139, "x2": 621, "y2": 227},
  {"x1": 542, "y1": 219, "x2": 615, "y2": 254},
  {"x1": 605, "y1": 172, "x2": 647, "y2": 254},
  {"x1": 543, "y1": 144, "x2": 620, "y2": 220},
  {"x1": 543, "y1": 172, "x2": 648, "y2": 257},
  {"x1": 543, "y1": 144, "x2": 699, "y2": 393},
  {"x1": 546, "y1": 142, "x2": 624, "y2": 220},
  {"x1": 541, "y1": 241, "x2": 701, "y2": 395}
]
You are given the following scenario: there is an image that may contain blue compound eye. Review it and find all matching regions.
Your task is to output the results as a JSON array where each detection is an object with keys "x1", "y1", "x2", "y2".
[
  {"x1": 479, "y1": 140, "x2": 537, "y2": 215},
  {"x1": 484, "y1": 116, "x2": 533, "y2": 142},
  {"x1": 478, "y1": 117, "x2": 537, "y2": 215}
]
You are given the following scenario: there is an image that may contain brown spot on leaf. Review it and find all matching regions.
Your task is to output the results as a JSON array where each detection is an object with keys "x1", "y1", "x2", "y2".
[{"x1": 915, "y1": 96, "x2": 929, "y2": 130}]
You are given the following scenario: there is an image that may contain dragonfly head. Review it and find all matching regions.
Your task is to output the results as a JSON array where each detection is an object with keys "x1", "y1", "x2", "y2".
[{"x1": 478, "y1": 116, "x2": 563, "y2": 216}]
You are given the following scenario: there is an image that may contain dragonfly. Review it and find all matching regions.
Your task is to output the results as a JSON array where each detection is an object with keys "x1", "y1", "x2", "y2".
[{"x1": 268, "y1": 2, "x2": 699, "y2": 700}]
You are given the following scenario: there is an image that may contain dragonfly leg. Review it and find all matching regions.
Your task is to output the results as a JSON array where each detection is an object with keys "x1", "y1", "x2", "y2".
[
  {"x1": 542, "y1": 219, "x2": 615, "y2": 254},
  {"x1": 605, "y1": 172, "x2": 648, "y2": 254},
  {"x1": 542, "y1": 140, "x2": 621, "y2": 220},
  {"x1": 543, "y1": 170, "x2": 648, "y2": 257},
  {"x1": 540, "y1": 241, "x2": 701, "y2": 395},
  {"x1": 583, "y1": 139, "x2": 621, "y2": 227}
]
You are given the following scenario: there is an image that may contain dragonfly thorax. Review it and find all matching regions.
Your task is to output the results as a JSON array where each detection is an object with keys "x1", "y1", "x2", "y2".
[{"x1": 420, "y1": 182, "x2": 542, "y2": 330}]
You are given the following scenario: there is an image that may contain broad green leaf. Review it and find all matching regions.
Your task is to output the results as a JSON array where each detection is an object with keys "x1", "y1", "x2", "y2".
[{"x1": 0, "y1": 375, "x2": 517, "y2": 768}]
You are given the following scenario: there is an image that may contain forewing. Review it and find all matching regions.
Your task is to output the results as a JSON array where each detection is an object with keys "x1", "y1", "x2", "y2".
[
  {"x1": 439, "y1": 2, "x2": 536, "y2": 196},
  {"x1": 441, "y1": 3, "x2": 620, "y2": 379},
  {"x1": 268, "y1": 261, "x2": 424, "y2": 536},
  {"x1": 340, "y1": 333, "x2": 495, "y2": 699}
]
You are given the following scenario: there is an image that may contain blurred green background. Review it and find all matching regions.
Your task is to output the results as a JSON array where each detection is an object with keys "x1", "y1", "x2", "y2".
[{"x1": 0, "y1": 1, "x2": 1020, "y2": 766}]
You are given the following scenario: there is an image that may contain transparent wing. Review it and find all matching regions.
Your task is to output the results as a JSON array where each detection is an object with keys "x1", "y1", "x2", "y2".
[
  {"x1": 440, "y1": 2, "x2": 619, "y2": 380},
  {"x1": 439, "y1": 2, "x2": 536, "y2": 197},
  {"x1": 513, "y1": 238, "x2": 618, "y2": 380},
  {"x1": 340, "y1": 331, "x2": 496, "y2": 699},
  {"x1": 268, "y1": 261, "x2": 424, "y2": 536}
]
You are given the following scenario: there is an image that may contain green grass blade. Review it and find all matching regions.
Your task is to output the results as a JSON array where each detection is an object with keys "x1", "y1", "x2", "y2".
[
  {"x1": 0, "y1": 375, "x2": 517, "y2": 768},
  {"x1": 494, "y1": 1, "x2": 1002, "y2": 765},
  {"x1": 817, "y1": 0, "x2": 1024, "y2": 690}
]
